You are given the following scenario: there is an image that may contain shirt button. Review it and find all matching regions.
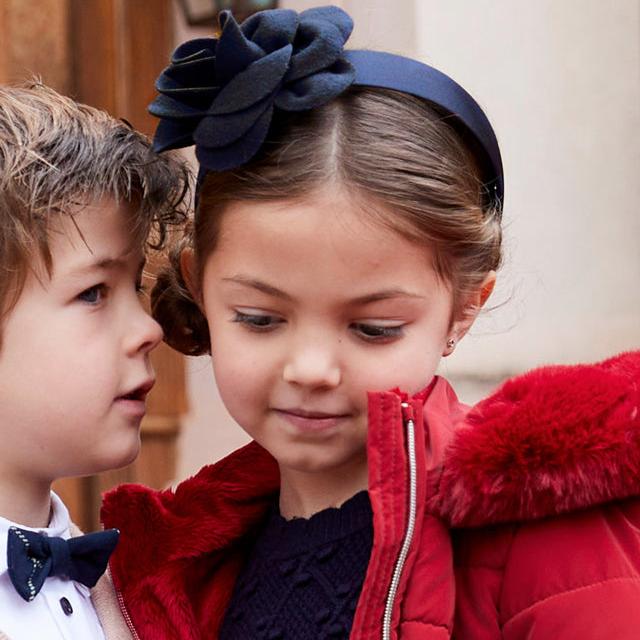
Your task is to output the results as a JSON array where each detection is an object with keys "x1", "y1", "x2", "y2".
[{"x1": 60, "y1": 597, "x2": 73, "y2": 616}]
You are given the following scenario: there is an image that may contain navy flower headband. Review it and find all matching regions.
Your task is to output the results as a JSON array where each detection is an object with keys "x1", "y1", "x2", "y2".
[{"x1": 150, "y1": 5, "x2": 504, "y2": 210}]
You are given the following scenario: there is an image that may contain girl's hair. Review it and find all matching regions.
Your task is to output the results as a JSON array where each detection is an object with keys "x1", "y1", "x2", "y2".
[
  {"x1": 153, "y1": 87, "x2": 503, "y2": 356},
  {"x1": 0, "y1": 81, "x2": 189, "y2": 330}
]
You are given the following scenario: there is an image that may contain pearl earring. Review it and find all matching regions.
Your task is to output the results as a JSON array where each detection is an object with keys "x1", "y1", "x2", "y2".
[{"x1": 446, "y1": 338, "x2": 455, "y2": 349}]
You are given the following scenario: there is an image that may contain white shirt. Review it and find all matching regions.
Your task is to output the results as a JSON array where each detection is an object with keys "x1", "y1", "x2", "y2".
[{"x1": 0, "y1": 492, "x2": 106, "y2": 640}]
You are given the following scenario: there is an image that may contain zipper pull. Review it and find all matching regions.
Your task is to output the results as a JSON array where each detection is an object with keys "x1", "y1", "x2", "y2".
[{"x1": 400, "y1": 401, "x2": 414, "y2": 424}]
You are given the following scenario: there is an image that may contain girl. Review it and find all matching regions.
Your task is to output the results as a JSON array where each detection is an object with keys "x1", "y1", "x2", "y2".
[{"x1": 101, "y1": 6, "x2": 640, "y2": 639}]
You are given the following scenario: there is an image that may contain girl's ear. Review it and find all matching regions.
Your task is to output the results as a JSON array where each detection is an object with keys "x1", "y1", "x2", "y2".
[
  {"x1": 179, "y1": 248, "x2": 199, "y2": 302},
  {"x1": 443, "y1": 271, "x2": 496, "y2": 356}
]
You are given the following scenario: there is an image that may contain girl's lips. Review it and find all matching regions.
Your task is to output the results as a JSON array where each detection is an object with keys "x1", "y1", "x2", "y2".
[{"x1": 274, "y1": 409, "x2": 351, "y2": 433}]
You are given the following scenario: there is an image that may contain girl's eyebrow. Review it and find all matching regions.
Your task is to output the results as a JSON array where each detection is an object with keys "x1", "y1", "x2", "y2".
[
  {"x1": 222, "y1": 275, "x2": 293, "y2": 301},
  {"x1": 350, "y1": 289, "x2": 426, "y2": 305},
  {"x1": 222, "y1": 275, "x2": 424, "y2": 304}
]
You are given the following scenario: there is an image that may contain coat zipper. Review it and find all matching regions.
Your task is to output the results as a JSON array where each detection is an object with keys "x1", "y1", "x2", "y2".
[
  {"x1": 115, "y1": 587, "x2": 141, "y2": 640},
  {"x1": 382, "y1": 402, "x2": 418, "y2": 640}
]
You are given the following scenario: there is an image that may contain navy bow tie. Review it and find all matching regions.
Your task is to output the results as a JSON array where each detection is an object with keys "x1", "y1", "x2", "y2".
[{"x1": 6, "y1": 526, "x2": 119, "y2": 602}]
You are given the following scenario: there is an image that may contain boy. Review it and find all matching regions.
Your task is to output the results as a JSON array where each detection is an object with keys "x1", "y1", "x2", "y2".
[{"x1": 0, "y1": 83, "x2": 187, "y2": 638}]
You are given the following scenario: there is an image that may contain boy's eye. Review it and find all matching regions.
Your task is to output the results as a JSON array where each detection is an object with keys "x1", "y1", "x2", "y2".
[
  {"x1": 351, "y1": 322, "x2": 404, "y2": 342},
  {"x1": 77, "y1": 284, "x2": 106, "y2": 305},
  {"x1": 233, "y1": 311, "x2": 284, "y2": 331}
]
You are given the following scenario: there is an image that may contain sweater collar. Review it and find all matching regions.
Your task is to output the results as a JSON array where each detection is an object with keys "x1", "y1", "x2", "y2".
[{"x1": 254, "y1": 490, "x2": 372, "y2": 559}]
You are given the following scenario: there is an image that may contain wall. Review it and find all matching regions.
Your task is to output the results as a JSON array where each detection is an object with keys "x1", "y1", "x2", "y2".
[
  {"x1": 415, "y1": 0, "x2": 640, "y2": 381},
  {"x1": 174, "y1": 0, "x2": 640, "y2": 480}
]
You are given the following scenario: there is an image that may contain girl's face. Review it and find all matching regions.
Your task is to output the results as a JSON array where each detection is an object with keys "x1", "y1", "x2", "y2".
[{"x1": 199, "y1": 188, "x2": 463, "y2": 477}]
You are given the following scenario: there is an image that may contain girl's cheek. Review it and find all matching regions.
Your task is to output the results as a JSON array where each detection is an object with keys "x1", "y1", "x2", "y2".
[{"x1": 215, "y1": 347, "x2": 267, "y2": 386}]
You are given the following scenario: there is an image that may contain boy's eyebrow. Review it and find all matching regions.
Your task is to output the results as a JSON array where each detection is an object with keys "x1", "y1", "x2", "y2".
[
  {"x1": 222, "y1": 275, "x2": 425, "y2": 304},
  {"x1": 66, "y1": 254, "x2": 145, "y2": 276}
]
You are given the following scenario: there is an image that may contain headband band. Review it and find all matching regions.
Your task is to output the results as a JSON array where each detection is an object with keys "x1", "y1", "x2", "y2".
[
  {"x1": 150, "y1": 6, "x2": 504, "y2": 210},
  {"x1": 346, "y1": 50, "x2": 503, "y2": 209}
]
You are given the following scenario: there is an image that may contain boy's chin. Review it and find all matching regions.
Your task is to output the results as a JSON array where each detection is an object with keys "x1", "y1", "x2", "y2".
[
  {"x1": 102, "y1": 438, "x2": 142, "y2": 472},
  {"x1": 65, "y1": 437, "x2": 142, "y2": 479}
]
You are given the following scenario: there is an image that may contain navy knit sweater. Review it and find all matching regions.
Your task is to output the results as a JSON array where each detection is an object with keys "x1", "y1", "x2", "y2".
[{"x1": 219, "y1": 490, "x2": 373, "y2": 639}]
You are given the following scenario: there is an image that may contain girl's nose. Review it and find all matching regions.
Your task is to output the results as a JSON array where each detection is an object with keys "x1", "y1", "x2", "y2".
[{"x1": 282, "y1": 342, "x2": 341, "y2": 389}]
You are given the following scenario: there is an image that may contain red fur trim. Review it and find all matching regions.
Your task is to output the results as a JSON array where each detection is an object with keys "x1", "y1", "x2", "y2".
[
  {"x1": 429, "y1": 351, "x2": 640, "y2": 526},
  {"x1": 102, "y1": 441, "x2": 279, "y2": 585}
]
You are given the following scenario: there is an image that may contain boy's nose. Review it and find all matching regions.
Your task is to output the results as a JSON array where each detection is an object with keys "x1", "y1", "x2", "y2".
[
  {"x1": 126, "y1": 306, "x2": 164, "y2": 357},
  {"x1": 282, "y1": 342, "x2": 341, "y2": 389}
]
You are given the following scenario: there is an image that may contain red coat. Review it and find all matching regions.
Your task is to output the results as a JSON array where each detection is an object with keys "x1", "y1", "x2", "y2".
[{"x1": 101, "y1": 351, "x2": 640, "y2": 639}]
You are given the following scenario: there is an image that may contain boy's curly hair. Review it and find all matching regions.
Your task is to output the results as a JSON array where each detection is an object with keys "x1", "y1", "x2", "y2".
[{"x1": 0, "y1": 81, "x2": 190, "y2": 327}]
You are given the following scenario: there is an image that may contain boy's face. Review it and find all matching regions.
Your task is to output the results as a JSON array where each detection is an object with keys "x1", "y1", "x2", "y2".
[{"x1": 0, "y1": 198, "x2": 162, "y2": 483}]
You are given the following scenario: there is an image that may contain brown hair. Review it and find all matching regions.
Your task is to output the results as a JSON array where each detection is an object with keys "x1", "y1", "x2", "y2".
[
  {"x1": 153, "y1": 87, "x2": 502, "y2": 355},
  {"x1": 0, "y1": 81, "x2": 189, "y2": 330}
]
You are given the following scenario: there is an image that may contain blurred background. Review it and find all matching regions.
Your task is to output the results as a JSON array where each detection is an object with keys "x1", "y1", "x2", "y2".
[{"x1": 1, "y1": 0, "x2": 638, "y2": 528}]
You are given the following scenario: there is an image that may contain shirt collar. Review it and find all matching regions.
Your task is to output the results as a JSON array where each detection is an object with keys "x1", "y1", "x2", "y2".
[{"x1": 0, "y1": 492, "x2": 71, "y2": 573}]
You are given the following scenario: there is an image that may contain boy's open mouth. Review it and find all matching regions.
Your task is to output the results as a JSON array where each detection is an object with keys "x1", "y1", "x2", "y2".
[{"x1": 116, "y1": 379, "x2": 155, "y2": 402}]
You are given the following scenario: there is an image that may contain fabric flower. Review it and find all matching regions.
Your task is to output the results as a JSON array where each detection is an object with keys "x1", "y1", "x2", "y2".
[{"x1": 150, "y1": 6, "x2": 355, "y2": 172}]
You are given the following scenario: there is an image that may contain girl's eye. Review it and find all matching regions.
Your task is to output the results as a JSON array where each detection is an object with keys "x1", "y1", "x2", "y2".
[
  {"x1": 351, "y1": 323, "x2": 405, "y2": 342},
  {"x1": 233, "y1": 311, "x2": 284, "y2": 331},
  {"x1": 77, "y1": 284, "x2": 106, "y2": 305}
]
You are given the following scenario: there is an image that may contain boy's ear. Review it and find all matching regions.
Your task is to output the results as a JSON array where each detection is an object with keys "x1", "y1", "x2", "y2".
[
  {"x1": 443, "y1": 271, "x2": 496, "y2": 357},
  {"x1": 179, "y1": 248, "x2": 199, "y2": 302}
]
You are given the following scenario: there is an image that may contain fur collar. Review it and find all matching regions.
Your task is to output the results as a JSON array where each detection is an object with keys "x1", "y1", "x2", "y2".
[
  {"x1": 429, "y1": 350, "x2": 640, "y2": 526},
  {"x1": 102, "y1": 442, "x2": 280, "y2": 583}
]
